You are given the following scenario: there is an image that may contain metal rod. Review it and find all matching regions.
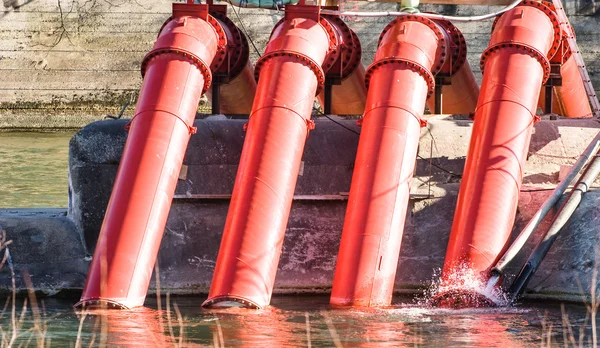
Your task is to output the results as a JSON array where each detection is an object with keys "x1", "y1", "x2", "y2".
[
  {"x1": 486, "y1": 132, "x2": 600, "y2": 289},
  {"x1": 544, "y1": 84, "x2": 553, "y2": 114},
  {"x1": 324, "y1": 82, "x2": 333, "y2": 115},
  {"x1": 507, "y1": 154, "x2": 600, "y2": 302},
  {"x1": 211, "y1": 80, "x2": 221, "y2": 114},
  {"x1": 434, "y1": 82, "x2": 443, "y2": 115}
]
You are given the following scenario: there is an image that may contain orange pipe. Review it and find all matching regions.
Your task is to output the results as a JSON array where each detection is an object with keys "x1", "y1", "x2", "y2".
[
  {"x1": 317, "y1": 17, "x2": 366, "y2": 115},
  {"x1": 537, "y1": 22, "x2": 592, "y2": 118},
  {"x1": 77, "y1": 3, "x2": 245, "y2": 309},
  {"x1": 330, "y1": 15, "x2": 450, "y2": 307},
  {"x1": 205, "y1": 12, "x2": 256, "y2": 114},
  {"x1": 426, "y1": 20, "x2": 479, "y2": 115},
  {"x1": 328, "y1": 64, "x2": 367, "y2": 115},
  {"x1": 553, "y1": 52, "x2": 593, "y2": 118},
  {"x1": 438, "y1": 1, "x2": 561, "y2": 302},
  {"x1": 202, "y1": 7, "x2": 340, "y2": 309},
  {"x1": 210, "y1": 60, "x2": 256, "y2": 114},
  {"x1": 435, "y1": 61, "x2": 480, "y2": 115}
]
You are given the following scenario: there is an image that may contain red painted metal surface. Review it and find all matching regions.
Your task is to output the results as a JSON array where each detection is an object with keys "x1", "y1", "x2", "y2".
[
  {"x1": 316, "y1": 15, "x2": 366, "y2": 115},
  {"x1": 205, "y1": 11, "x2": 256, "y2": 114},
  {"x1": 553, "y1": 52, "x2": 593, "y2": 118},
  {"x1": 330, "y1": 16, "x2": 451, "y2": 307},
  {"x1": 327, "y1": 64, "x2": 367, "y2": 115},
  {"x1": 77, "y1": 3, "x2": 245, "y2": 309},
  {"x1": 426, "y1": 20, "x2": 479, "y2": 115},
  {"x1": 538, "y1": 28, "x2": 592, "y2": 118},
  {"x1": 435, "y1": 62, "x2": 480, "y2": 115},
  {"x1": 438, "y1": 1, "x2": 561, "y2": 299},
  {"x1": 203, "y1": 7, "x2": 341, "y2": 309}
]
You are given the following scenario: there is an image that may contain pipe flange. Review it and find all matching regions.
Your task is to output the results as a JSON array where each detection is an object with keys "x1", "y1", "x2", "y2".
[
  {"x1": 434, "y1": 19, "x2": 467, "y2": 75},
  {"x1": 321, "y1": 15, "x2": 362, "y2": 80},
  {"x1": 343, "y1": 29, "x2": 363, "y2": 79},
  {"x1": 211, "y1": 11, "x2": 250, "y2": 79},
  {"x1": 378, "y1": 15, "x2": 448, "y2": 76},
  {"x1": 141, "y1": 47, "x2": 213, "y2": 95},
  {"x1": 481, "y1": 43, "x2": 551, "y2": 83},
  {"x1": 365, "y1": 58, "x2": 436, "y2": 99},
  {"x1": 319, "y1": 16, "x2": 340, "y2": 73},
  {"x1": 491, "y1": 0, "x2": 562, "y2": 61},
  {"x1": 205, "y1": 14, "x2": 228, "y2": 72},
  {"x1": 550, "y1": 32, "x2": 573, "y2": 64},
  {"x1": 254, "y1": 50, "x2": 326, "y2": 95}
]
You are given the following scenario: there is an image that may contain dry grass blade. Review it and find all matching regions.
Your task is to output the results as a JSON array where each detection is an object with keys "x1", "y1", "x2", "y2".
[
  {"x1": 320, "y1": 311, "x2": 343, "y2": 348},
  {"x1": 74, "y1": 310, "x2": 88, "y2": 348},
  {"x1": 173, "y1": 303, "x2": 184, "y2": 347},
  {"x1": 560, "y1": 304, "x2": 577, "y2": 347},
  {"x1": 305, "y1": 312, "x2": 311, "y2": 348},
  {"x1": 166, "y1": 293, "x2": 175, "y2": 344},
  {"x1": 215, "y1": 317, "x2": 224, "y2": 348}
]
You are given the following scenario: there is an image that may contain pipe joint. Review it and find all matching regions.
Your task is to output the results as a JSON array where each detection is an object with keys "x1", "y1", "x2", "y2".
[
  {"x1": 255, "y1": 50, "x2": 326, "y2": 94},
  {"x1": 142, "y1": 13, "x2": 226, "y2": 94},
  {"x1": 378, "y1": 15, "x2": 450, "y2": 75},
  {"x1": 255, "y1": 16, "x2": 334, "y2": 95},
  {"x1": 366, "y1": 59, "x2": 435, "y2": 100},
  {"x1": 433, "y1": 19, "x2": 468, "y2": 76},
  {"x1": 366, "y1": 15, "x2": 451, "y2": 100},
  {"x1": 211, "y1": 11, "x2": 252, "y2": 80},
  {"x1": 481, "y1": 43, "x2": 551, "y2": 83},
  {"x1": 490, "y1": 1, "x2": 561, "y2": 60},
  {"x1": 321, "y1": 15, "x2": 363, "y2": 81}
]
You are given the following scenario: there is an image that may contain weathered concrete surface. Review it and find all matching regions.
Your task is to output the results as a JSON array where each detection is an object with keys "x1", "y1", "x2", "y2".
[
  {"x1": 0, "y1": 209, "x2": 88, "y2": 296},
  {"x1": 1, "y1": 0, "x2": 599, "y2": 128},
  {"x1": 3, "y1": 117, "x2": 600, "y2": 303}
]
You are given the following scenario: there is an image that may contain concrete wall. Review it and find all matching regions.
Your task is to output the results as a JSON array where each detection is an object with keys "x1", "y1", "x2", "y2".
[
  {"x1": 0, "y1": 0, "x2": 599, "y2": 129},
  {"x1": 2, "y1": 116, "x2": 600, "y2": 301}
]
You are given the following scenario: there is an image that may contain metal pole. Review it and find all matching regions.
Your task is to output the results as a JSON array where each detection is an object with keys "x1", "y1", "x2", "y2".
[
  {"x1": 486, "y1": 132, "x2": 600, "y2": 289},
  {"x1": 508, "y1": 154, "x2": 600, "y2": 302}
]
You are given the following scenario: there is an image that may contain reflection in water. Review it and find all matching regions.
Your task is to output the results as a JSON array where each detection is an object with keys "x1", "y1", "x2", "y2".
[
  {"x1": 0, "y1": 296, "x2": 595, "y2": 346},
  {"x1": 0, "y1": 132, "x2": 73, "y2": 208}
]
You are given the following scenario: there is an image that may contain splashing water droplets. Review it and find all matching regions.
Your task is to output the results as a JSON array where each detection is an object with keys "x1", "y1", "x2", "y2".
[{"x1": 422, "y1": 265, "x2": 509, "y2": 309}]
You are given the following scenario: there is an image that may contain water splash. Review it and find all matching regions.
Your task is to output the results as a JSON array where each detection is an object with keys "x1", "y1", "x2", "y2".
[{"x1": 420, "y1": 265, "x2": 509, "y2": 309}]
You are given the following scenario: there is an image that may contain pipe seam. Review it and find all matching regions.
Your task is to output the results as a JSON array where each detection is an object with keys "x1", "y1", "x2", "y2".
[
  {"x1": 243, "y1": 105, "x2": 316, "y2": 133},
  {"x1": 125, "y1": 109, "x2": 198, "y2": 134},
  {"x1": 363, "y1": 104, "x2": 428, "y2": 127}
]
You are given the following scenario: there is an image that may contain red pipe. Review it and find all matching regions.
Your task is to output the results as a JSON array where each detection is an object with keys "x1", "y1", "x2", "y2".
[
  {"x1": 553, "y1": 52, "x2": 593, "y2": 117},
  {"x1": 317, "y1": 16, "x2": 366, "y2": 115},
  {"x1": 436, "y1": 1, "x2": 561, "y2": 306},
  {"x1": 540, "y1": 40, "x2": 592, "y2": 118},
  {"x1": 426, "y1": 20, "x2": 479, "y2": 115},
  {"x1": 205, "y1": 11, "x2": 257, "y2": 114},
  {"x1": 77, "y1": 3, "x2": 247, "y2": 309},
  {"x1": 202, "y1": 6, "x2": 342, "y2": 309},
  {"x1": 330, "y1": 15, "x2": 451, "y2": 307},
  {"x1": 326, "y1": 64, "x2": 367, "y2": 115},
  {"x1": 536, "y1": 13, "x2": 592, "y2": 118}
]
